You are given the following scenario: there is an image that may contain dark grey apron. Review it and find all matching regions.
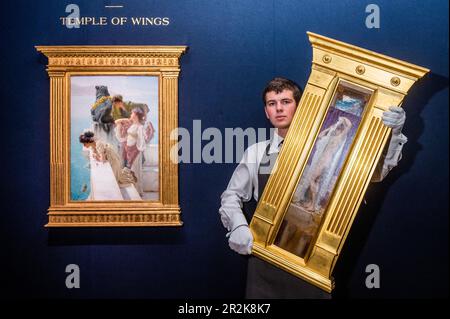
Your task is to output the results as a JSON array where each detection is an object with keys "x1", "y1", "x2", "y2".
[{"x1": 243, "y1": 142, "x2": 331, "y2": 299}]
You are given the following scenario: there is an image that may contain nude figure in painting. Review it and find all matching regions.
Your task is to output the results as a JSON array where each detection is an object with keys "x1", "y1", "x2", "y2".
[{"x1": 294, "y1": 116, "x2": 352, "y2": 212}]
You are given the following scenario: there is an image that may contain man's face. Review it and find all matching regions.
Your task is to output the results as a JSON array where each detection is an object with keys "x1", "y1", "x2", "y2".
[{"x1": 264, "y1": 89, "x2": 297, "y2": 129}]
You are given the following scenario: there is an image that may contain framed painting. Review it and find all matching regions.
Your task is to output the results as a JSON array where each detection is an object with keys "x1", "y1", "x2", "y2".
[
  {"x1": 36, "y1": 45, "x2": 187, "y2": 227},
  {"x1": 249, "y1": 32, "x2": 429, "y2": 292}
]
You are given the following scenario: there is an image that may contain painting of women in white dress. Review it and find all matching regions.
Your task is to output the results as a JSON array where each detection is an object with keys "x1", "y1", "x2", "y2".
[
  {"x1": 275, "y1": 81, "x2": 372, "y2": 258},
  {"x1": 70, "y1": 76, "x2": 159, "y2": 201}
]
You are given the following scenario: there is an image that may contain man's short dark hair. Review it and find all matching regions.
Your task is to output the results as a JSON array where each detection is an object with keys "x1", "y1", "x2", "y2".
[{"x1": 262, "y1": 77, "x2": 303, "y2": 105}]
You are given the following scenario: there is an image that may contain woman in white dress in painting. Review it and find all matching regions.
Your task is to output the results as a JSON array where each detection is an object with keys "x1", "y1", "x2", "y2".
[
  {"x1": 79, "y1": 130, "x2": 136, "y2": 188},
  {"x1": 115, "y1": 108, "x2": 153, "y2": 196}
]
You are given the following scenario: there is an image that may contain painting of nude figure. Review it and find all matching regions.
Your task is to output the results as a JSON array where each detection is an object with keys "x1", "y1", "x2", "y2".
[{"x1": 275, "y1": 81, "x2": 372, "y2": 258}]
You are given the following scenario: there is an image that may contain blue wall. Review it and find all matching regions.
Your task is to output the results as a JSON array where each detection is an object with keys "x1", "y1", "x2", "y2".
[{"x1": 1, "y1": 0, "x2": 448, "y2": 298}]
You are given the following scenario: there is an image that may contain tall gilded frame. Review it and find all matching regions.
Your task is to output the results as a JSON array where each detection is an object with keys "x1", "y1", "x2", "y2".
[
  {"x1": 250, "y1": 32, "x2": 429, "y2": 292},
  {"x1": 36, "y1": 46, "x2": 187, "y2": 227}
]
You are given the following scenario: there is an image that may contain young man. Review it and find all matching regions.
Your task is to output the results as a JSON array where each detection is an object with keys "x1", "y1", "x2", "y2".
[{"x1": 219, "y1": 77, "x2": 407, "y2": 298}]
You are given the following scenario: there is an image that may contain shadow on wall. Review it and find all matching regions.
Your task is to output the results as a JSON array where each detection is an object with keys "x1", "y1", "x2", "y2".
[
  {"x1": 331, "y1": 72, "x2": 449, "y2": 298},
  {"x1": 48, "y1": 227, "x2": 186, "y2": 246}
]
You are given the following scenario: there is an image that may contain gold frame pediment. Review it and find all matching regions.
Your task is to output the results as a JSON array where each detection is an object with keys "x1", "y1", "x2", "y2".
[{"x1": 250, "y1": 32, "x2": 429, "y2": 292}]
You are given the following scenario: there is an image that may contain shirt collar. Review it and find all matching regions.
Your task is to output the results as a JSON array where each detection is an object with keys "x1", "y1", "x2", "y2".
[{"x1": 268, "y1": 129, "x2": 284, "y2": 155}]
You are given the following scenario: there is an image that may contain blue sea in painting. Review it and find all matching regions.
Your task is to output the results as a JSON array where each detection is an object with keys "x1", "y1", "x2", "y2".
[{"x1": 71, "y1": 117, "x2": 91, "y2": 201}]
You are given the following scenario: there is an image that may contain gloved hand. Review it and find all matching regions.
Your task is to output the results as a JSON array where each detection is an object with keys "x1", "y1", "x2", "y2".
[
  {"x1": 382, "y1": 106, "x2": 406, "y2": 135},
  {"x1": 227, "y1": 224, "x2": 253, "y2": 255}
]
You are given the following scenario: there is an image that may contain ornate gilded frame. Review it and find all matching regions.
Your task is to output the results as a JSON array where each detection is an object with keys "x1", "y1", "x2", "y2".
[
  {"x1": 36, "y1": 45, "x2": 187, "y2": 227},
  {"x1": 250, "y1": 32, "x2": 428, "y2": 292}
]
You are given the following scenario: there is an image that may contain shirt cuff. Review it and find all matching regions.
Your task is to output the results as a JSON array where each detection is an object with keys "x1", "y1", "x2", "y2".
[
  {"x1": 228, "y1": 213, "x2": 249, "y2": 232},
  {"x1": 390, "y1": 132, "x2": 408, "y2": 148}
]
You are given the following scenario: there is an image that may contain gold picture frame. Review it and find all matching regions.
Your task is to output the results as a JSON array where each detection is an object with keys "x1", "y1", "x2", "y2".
[
  {"x1": 250, "y1": 32, "x2": 429, "y2": 292},
  {"x1": 36, "y1": 45, "x2": 187, "y2": 227}
]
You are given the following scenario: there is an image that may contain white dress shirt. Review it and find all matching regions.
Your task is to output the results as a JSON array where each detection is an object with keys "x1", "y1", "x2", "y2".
[{"x1": 219, "y1": 130, "x2": 407, "y2": 232}]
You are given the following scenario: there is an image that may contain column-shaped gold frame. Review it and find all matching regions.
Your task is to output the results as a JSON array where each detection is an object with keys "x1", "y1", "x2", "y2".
[
  {"x1": 36, "y1": 46, "x2": 187, "y2": 227},
  {"x1": 250, "y1": 32, "x2": 429, "y2": 292}
]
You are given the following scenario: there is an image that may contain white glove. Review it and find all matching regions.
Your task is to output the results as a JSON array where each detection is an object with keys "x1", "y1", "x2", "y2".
[
  {"x1": 227, "y1": 224, "x2": 253, "y2": 255},
  {"x1": 382, "y1": 106, "x2": 406, "y2": 135}
]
